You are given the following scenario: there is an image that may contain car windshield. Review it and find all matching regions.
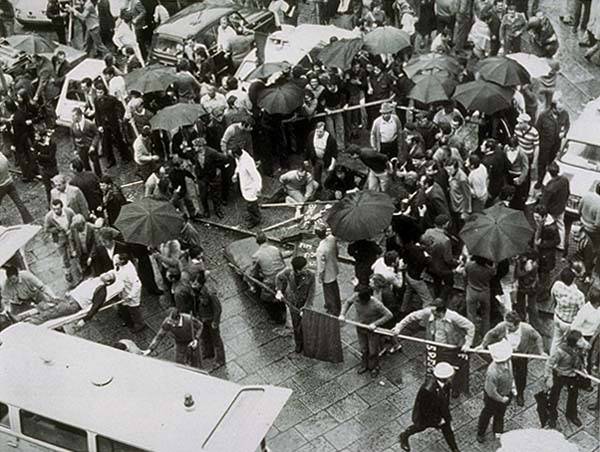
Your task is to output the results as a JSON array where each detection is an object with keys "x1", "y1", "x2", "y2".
[
  {"x1": 154, "y1": 36, "x2": 182, "y2": 55},
  {"x1": 560, "y1": 140, "x2": 600, "y2": 171}
]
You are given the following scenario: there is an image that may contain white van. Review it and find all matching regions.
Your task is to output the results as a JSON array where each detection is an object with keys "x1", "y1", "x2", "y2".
[{"x1": 0, "y1": 323, "x2": 291, "y2": 451}]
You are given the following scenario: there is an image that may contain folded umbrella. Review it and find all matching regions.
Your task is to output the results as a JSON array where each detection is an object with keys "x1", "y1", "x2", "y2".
[
  {"x1": 257, "y1": 82, "x2": 304, "y2": 115},
  {"x1": 363, "y1": 27, "x2": 411, "y2": 54},
  {"x1": 317, "y1": 38, "x2": 364, "y2": 70},
  {"x1": 476, "y1": 56, "x2": 530, "y2": 87},
  {"x1": 124, "y1": 64, "x2": 179, "y2": 94},
  {"x1": 150, "y1": 103, "x2": 207, "y2": 131},
  {"x1": 453, "y1": 80, "x2": 514, "y2": 115},
  {"x1": 404, "y1": 53, "x2": 462, "y2": 78},
  {"x1": 326, "y1": 191, "x2": 395, "y2": 241},
  {"x1": 115, "y1": 198, "x2": 184, "y2": 247},
  {"x1": 459, "y1": 204, "x2": 533, "y2": 262},
  {"x1": 408, "y1": 72, "x2": 457, "y2": 104}
]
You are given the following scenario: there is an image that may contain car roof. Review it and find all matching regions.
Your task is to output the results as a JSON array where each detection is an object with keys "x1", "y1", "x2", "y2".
[
  {"x1": 155, "y1": 7, "x2": 234, "y2": 39},
  {"x1": 0, "y1": 323, "x2": 291, "y2": 452},
  {"x1": 567, "y1": 96, "x2": 600, "y2": 146},
  {"x1": 66, "y1": 58, "x2": 106, "y2": 81}
]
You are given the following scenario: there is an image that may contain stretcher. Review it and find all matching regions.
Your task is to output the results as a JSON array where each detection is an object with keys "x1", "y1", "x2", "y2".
[{"x1": 17, "y1": 277, "x2": 124, "y2": 330}]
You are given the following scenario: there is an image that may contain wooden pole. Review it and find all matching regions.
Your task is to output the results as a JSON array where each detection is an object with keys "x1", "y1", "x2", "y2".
[
  {"x1": 260, "y1": 200, "x2": 333, "y2": 208},
  {"x1": 262, "y1": 216, "x2": 302, "y2": 232}
]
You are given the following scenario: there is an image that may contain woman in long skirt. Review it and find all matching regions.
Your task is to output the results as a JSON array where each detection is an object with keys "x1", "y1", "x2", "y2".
[{"x1": 415, "y1": 0, "x2": 436, "y2": 51}]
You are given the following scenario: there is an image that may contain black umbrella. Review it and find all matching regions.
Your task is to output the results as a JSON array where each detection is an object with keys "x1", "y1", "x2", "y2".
[
  {"x1": 124, "y1": 65, "x2": 179, "y2": 94},
  {"x1": 452, "y1": 80, "x2": 514, "y2": 115},
  {"x1": 408, "y1": 72, "x2": 457, "y2": 104},
  {"x1": 476, "y1": 56, "x2": 530, "y2": 87},
  {"x1": 257, "y1": 82, "x2": 304, "y2": 115},
  {"x1": 317, "y1": 38, "x2": 364, "y2": 70},
  {"x1": 404, "y1": 53, "x2": 462, "y2": 78}
]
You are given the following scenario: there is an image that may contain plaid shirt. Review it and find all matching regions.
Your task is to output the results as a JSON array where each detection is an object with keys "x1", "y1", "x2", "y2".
[{"x1": 551, "y1": 281, "x2": 584, "y2": 324}]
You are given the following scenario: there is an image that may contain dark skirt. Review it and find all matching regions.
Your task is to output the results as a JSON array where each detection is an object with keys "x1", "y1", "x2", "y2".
[{"x1": 416, "y1": 0, "x2": 437, "y2": 35}]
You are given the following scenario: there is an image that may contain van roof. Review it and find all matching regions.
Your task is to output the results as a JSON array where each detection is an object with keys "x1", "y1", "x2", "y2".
[
  {"x1": 567, "y1": 96, "x2": 600, "y2": 146},
  {"x1": 66, "y1": 58, "x2": 106, "y2": 81},
  {"x1": 154, "y1": 7, "x2": 234, "y2": 39},
  {"x1": 0, "y1": 324, "x2": 291, "y2": 452}
]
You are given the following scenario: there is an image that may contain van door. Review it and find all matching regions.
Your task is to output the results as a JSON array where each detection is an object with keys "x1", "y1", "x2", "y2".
[{"x1": 197, "y1": 22, "x2": 229, "y2": 75}]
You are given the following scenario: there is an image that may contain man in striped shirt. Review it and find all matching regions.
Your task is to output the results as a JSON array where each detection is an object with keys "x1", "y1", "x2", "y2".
[{"x1": 514, "y1": 112, "x2": 539, "y2": 204}]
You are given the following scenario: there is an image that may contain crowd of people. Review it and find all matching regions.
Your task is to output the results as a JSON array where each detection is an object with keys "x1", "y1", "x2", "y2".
[{"x1": 0, "y1": 0, "x2": 598, "y2": 450}]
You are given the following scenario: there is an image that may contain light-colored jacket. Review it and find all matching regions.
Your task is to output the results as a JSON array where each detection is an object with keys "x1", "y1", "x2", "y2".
[
  {"x1": 316, "y1": 235, "x2": 339, "y2": 284},
  {"x1": 116, "y1": 261, "x2": 142, "y2": 307},
  {"x1": 235, "y1": 150, "x2": 262, "y2": 202},
  {"x1": 370, "y1": 114, "x2": 402, "y2": 153},
  {"x1": 50, "y1": 185, "x2": 89, "y2": 218},
  {"x1": 395, "y1": 307, "x2": 475, "y2": 348}
]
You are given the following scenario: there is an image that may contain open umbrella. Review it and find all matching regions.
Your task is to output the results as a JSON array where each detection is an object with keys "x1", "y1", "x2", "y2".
[
  {"x1": 317, "y1": 38, "x2": 364, "y2": 70},
  {"x1": 363, "y1": 27, "x2": 411, "y2": 54},
  {"x1": 452, "y1": 80, "x2": 513, "y2": 115},
  {"x1": 326, "y1": 191, "x2": 395, "y2": 241},
  {"x1": 476, "y1": 56, "x2": 530, "y2": 87},
  {"x1": 0, "y1": 225, "x2": 41, "y2": 268},
  {"x1": 408, "y1": 72, "x2": 457, "y2": 104},
  {"x1": 124, "y1": 64, "x2": 178, "y2": 94},
  {"x1": 114, "y1": 198, "x2": 184, "y2": 247},
  {"x1": 258, "y1": 82, "x2": 304, "y2": 115},
  {"x1": 247, "y1": 62, "x2": 291, "y2": 80},
  {"x1": 3, "y1": 34, "x2": 55, "y2": 54},
  {"x1": 506, "y1": 52, "x2": 552, "y2": 78},
  {"x1": 150, "y1": 103, "x2": 207, "y2": 130},
  {"x1": 404, "y1": 53, "x2": 462, "y2": 78},
  {"x1": 459, "y1": 204, "x2": 533, "y2": 262}
]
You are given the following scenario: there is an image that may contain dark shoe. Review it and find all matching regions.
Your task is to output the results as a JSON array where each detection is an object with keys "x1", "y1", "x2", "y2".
[
  {"x1": 107, "y1": 161, "x2": 117, "y2": 168},
  {"x1": 560, "y1": 15, "x2": 574, "y2": 25},
  {"x1": 476, "y1": 435, "x2": 485, "y2": 444},
  {"x1": 131, "y1": 323, "x2": 147, "y2": 333},
  {"x1": 516, "y1": 394, "x2": 524, "y2": 407},
  {"x1": 452, "y1": 388, "x2": 460, "y2": 398},
  {"x1": 547, "y1": 419, "x2": 557, "y2": 429},
  {"x1": 566, "y1": 416, "x2": 582, "y2": 427},
  {"x1": 585, "y1": 53, "x2": 593, "y2": 61},
  {"x1": 580, "y1": 40, "x2": 594, "y2": 47},
  {"x1": 582, "y1": 385, "x2": 594, "y2": 392},
  {"x1": 399, "y1": 432, "x2": 410, "y2": 451},
  {"x1": 294, "y1": 344, "x2": 303, "y2": 353},
  {"x1": 357, "y1": 366, "x2": 368, "y2": 374},
  {"x1": 370, "y1": 367, "x2": 380, "y2": 378}
]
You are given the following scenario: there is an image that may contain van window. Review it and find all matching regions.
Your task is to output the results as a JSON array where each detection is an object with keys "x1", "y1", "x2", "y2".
[
  {"x1": 20, "y1": 410, "x2": 88, "y2": 451},
  {"x1": 0, "y1": 403, "x2": 9, "y2": 427},
  {"x1": 97, "y1": 435, "x2": 147, "y2": 452}
]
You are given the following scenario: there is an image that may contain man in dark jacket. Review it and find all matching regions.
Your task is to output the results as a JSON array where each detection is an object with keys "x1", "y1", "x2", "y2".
[
  {"x1": 540, "y1": 161, "x2": 569, "y2": 251},
  {"x1": 477, "y1": 138, "x2": 509, "y2": 205},
  {"x1": 46, "y1": 0, "x2": 67, "y2": 44},
  {"x1": 69, "y1": 157, "x2": 103, "y2": 212},
  {"x1": 399, "y1": 362, "x2": 459, "y2": 451},
  {"x1": 536, "y1": 103, "x2": 561, "y2": 184},
  {"x1": 94, "y1": 83, "x2": 131, "y2": 166},
  {"x1": 193, "y1": 137, "x2": 229, "y2": 218}
]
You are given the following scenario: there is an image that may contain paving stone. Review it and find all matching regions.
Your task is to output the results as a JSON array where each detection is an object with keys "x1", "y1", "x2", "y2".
[
  {"x1": 209, "y1": 360, "x2": 247, "y2": 383},
  {"x1": 326, "y1": 392, "x2": 371, "y2": 423},
  {"x1": 257, "y1": 356, "x2": 302, "y2": 385},
  {"x1": 386, "y1": 384, "x2": 420, "y2": 417},
  {"x1": 356, "y1": 377, "x2": 400, "y2": 406},
  {"x1": 345, "y1": 420, "x2": 402, "y2": 452},
  {"x1": 324, "y1": 418, "x2": 370, "y2": 450},
  {"x1": 334, "y1": 367, "x2": 373, "y2": 395},
  {"x1": 274, "y1": 397, "x2": 313, "y2": 432},
  {"x1": 269, "y1": 427, "x2": 307, "y2": 452},
  {"x1": 354, "y1": 399, "x2": 399, "y2": 433},
  {"x1": 295, "y1": 410, "x2": 340, "y2": 441},
  {"x1": 294, "y1": 436, "x2": 337, "y2": 452},
  {"x1": 299, "y1": 380, "x2": 349, "y2": 413}
]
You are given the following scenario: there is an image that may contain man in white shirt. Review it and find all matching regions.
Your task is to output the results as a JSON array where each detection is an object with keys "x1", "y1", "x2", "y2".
[
  {"x1": 133, "y1": 126, "x2": 159, "y2": 181},
  {"x1": 468, "y1": 154, "x2": 489, "y2": 212},
  {"x1": 103, "y1": 66, "x2": 126, "y2": 103},
  {"x1": 114, "y1": 253, "x2": 146, "y2": 332},
  {"x1": 572, "y1": 288, "x2": 600, "y2": 379},
  {"x1": 200, "y1": 84, "x2": 227, "y2": 116},
  {"x1": 370, "y1": 102, "x2": 402, "y2": 160}
]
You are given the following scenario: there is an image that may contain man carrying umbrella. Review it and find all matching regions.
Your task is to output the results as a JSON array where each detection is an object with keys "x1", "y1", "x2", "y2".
[{"x1": 398, "y1": 362, "x2": 460, "y2": 452}]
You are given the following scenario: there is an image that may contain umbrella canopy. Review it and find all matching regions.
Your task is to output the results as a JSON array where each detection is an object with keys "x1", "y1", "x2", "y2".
[
  {"x1": 247, "y1": 62, "x2": 291, "y2": 80},
  {"x1": 497, "y1": 429, "x2": 578, "y2": 452},
  {"x1": 459, "y1": 204, "x2": 533, "y2": 262},
  {"x1": 363, "y1": 27, "x2": 411, "y2": 54},
  {"x1": 257, "y1": 82, "x2": 304, "y2": 115},
  {"x1": 150, "y1": 103, "x2": 207, "y2": 130},
  {"x1": 476, "y1": 56, "x2": 530, "y2": 87},
  {"x1": 408, "y1": 72, "x2": 457, "y2": 104},
  {"x1": 317, "y1": 38, "x2": 364, "y2": 70},
  {"x1": 124, "y1": 64, "x2": 179, "y2": 94},
  {"x1": 0, "y1": 225, "x2": 41, "y2": 268},
  {"x1": 115, "y1": 198, "x2": 184, "y2": 247},
  {"x1": 3, "y1": 34, "x2": 55, "y2": 53},
  {"x1": 506, "y1": 53, "x2": 552, "y2": 78},
  {"x1": 326, "y1": 191, "x2": 395, "y2": 241},
  {"x1": 452, "y1": 80, "x2": 513, "y2": 115},
  {"x1": 404, "y1": 53, "x2": 462, "y2": 78}
]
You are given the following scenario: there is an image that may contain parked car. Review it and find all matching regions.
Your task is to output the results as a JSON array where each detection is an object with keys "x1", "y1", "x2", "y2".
[
  {"x1": 554, "y1": 96, "x2": 600, "y2": 217},
  {"x1": 149, "y1": 4, "x2": 277, "y2": 73},
  {"x1": 55, "y1": 58, "x2": 106, "y2": 127},
  {"x1": 235, "y1": 24, "x2": 361, "y2": 82},
  {"x1": 13, "y1": 0, "x2": 49, "y2": 25}
]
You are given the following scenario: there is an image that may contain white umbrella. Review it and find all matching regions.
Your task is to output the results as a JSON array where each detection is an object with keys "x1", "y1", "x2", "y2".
[
  {"x1": 506, "y1": 53, "x2": 551, "y2": 78},
  {"x1": 496, "y1": 429, "x2": 578, "y2": 452}
]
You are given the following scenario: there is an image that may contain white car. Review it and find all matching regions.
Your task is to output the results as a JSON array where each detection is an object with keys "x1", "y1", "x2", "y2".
[
  {"x1": 55, "y1": 58, "x2": 105, "y2": 127},
  {"x1": 554, "y1": 96, "x2": 600, "y2": 217},
  {"x1": 235, "y1": 24, "x2": 361, "y2": 83},
  {"x1": 14, "y1": 0, "x2": 51, "y2": 25}
]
